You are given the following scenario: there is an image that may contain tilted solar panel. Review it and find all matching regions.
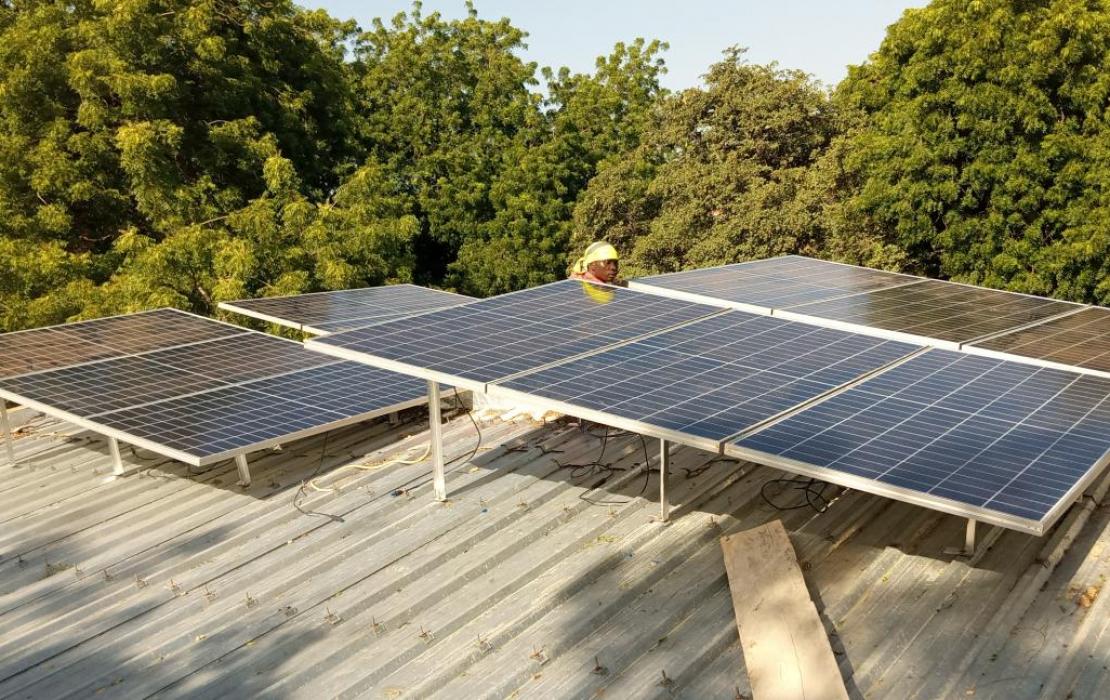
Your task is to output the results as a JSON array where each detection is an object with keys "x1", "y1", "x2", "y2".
[
  {"x1": 307, "y1": 280, "x2": 724, "y2": 389},
  {"x1": 219, "y1": 284, "x2": 473, "y2": 335},
  {"x1": 495, "y1": 311, "x2": 920, "y2": 450},
  {"x1": 0, "y1": 309, "x2": 246, "y2": 379},
  {"x1": 779, "y1": 279, "x2": 1080, "y2": 347},
  {"x1": 628, "y1": 255, "x2": 920, "y2": 311},
  {"x1": 967, "y1": 307, "x2": 1110, "y2": 375},
  {"x1": 732, "y1": 350, "x2": 1110, "y2": 533},
  {"x1": 0, "y1": 310, "x2": 428, "y2": 469},
  {"x1": 93, "y1": 364, "x2": 426, "y2": 463}
]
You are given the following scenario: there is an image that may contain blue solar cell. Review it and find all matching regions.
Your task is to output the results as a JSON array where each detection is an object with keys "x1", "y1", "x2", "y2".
[
  {"x1": 734, "y1": 350, "x2": 1110, "y2": 528},
  {"x1": 632, "y1": 256, "x2": 918, "y2": 309},
  {"x1": 308, "y1": 280, "x2": 724, "y2": 385},
  {"x1": 497, "y1": 310, "x2": 919, "y2": 445},
  {"x1": 0, "y1": 310, "x2": 431, "y2": 464}
]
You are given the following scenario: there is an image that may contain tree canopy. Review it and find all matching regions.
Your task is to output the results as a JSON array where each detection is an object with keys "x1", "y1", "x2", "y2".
[
  {"x1": 2, "y1": 0, "x2": 1110, "y2": 332},
  {"x1": 835, "y1": 0, "x2": 1110, "y2": 302}
]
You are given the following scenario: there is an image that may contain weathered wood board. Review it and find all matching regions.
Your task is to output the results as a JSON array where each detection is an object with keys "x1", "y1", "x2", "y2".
[{"x1": 721, "y1": 519, "x2": 849, "y2": 700}]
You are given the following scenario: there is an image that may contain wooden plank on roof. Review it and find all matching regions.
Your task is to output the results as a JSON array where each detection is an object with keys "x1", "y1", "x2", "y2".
[{"x1": 720, "y1": 519, "x2": 848, "y2": 700}]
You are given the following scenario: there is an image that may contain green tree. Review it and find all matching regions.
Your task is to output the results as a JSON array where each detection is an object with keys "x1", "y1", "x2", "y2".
[
  {"x1": 572, "y1": 49, "x2": 841, "y2": 277},
  {"x1": 0, "y1": 0, "x2": 367, "y2": 330},
  {"x1": 451, "y1": 38, "x2": 668, "y2": 295},
  {"x1": 837, "y1": 0, "x2": 1110, "y2": 302},
  {"x1": 351, "y1": 2, "x2": 541, "y2": 288}
]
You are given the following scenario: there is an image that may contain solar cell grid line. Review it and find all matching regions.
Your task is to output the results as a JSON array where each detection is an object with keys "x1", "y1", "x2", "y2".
[
  {"x1": 88, "y1": 364, "x2": 429, "y2": 464},
  {"x1": 776, "y1": 279, "x2": 1081, "y2": 349},
  {"x1": 627, "y1": 255, "x2": 923, "y2": 312},
  {"x1": 136, "y1": 332, "x2": 340, "y2": 385},
  {"x1": 306, "y1": 279, "x2": 725, "y2": 390},
  {"x1": 730, "y1": 350, "x2": 1110, "y2": 533},
  {"x1": 967, "y1": 306, "x2": 1110, "y2": 377},
  {"x1": 0, "y1": 355, "x2": 231, "y2": 417},
  {"x1": 492, "y1": 310, "x2": 921, "y2": 451},
  {"x1": 0, "y1": 308, "x2": 250, "y2": 380},
  {"x1": 219, "y1": 284, "x2": 473, "y2": 335}
]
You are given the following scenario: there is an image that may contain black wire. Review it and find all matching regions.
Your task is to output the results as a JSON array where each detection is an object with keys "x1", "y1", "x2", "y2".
[
  {"x1": 760, "y1": 476, "x2": 833, "y2": 514},
  {"x1": 554, "y1": 422, "x2": 655, "y2": 506},
  {"x1": 445, "y1": 387, "x2": 482, "y2": 466}
]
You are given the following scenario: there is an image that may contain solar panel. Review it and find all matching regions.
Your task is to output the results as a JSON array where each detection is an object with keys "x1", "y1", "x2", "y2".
[
  {"x1": 495, "y1": 311, "x2": 919, "y2": 449},
  {"x1": 778, "y1": 279, "x2": 1080, "y2": 347},
  {"x1": 93, "y1": 364, "x2": 427, "y2": 462},
  {"x1": 0, "y1": 355, "x2": 230, "y2": 416},
  {"x1": 0, "y1": 309, "x2": 429, "y2": 468},
  {"x1": 0, "y1": 309, "x2": 246, "y2": 379},
  {"x1": 628, "y1": 255, "x2": 920, "y2": 311},
  {"x1": 219, "y1": 285, "x2": 473, "y2": 335},
  {"x1": 307, "y1": 279, "x2": 724, "y2": 389},
  {"x1": 137, "y1": 333, "x2": 337, "y2": 384},
  {"x1": 733, "y1": 350, "x2": 1110, "y2": 533},
  {"x1": 967, "y1": 307, "x2": 1110, "y2": 375}
]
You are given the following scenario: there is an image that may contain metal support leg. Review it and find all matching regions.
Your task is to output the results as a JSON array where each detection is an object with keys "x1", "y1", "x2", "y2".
[
  {"x1": 235, "y1": 454, "x2": 251, "y2": 487},
  {"x1": 388, "y1": 411, "x2": 400, "y2": 425},
  {"x1": 659, "y1": 439, "x2": 671, "y2": 523},
  {"x1": 1, "y1": 402, "x2": 16, "y2": 466},
  {"x1": 428, "y1": 381, "x2": 447, "y2": 501},
  {"x1": 945, "y1": 518, "x2": 978, "y2": 557},
  {"x1": 109, "y1": 438, "x2": 125, "y2": 476}
]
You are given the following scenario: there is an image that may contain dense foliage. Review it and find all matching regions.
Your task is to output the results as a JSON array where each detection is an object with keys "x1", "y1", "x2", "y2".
[
  {"x1": 2, "y1": 0, "x2": 1110, "y2": 330},
  {"x1": 836, "y1": 0, "x2": 1110, "y2": 301}
]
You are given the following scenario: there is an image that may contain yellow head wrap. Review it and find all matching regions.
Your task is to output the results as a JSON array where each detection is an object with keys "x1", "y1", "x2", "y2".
[{"x1": 572, "y1": 241, "x2": 619, "y2": 275}]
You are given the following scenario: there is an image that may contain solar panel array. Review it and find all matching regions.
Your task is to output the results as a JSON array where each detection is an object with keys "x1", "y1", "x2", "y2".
[
  {"x1": 306, "y1": 274, "x2": 1110, "y2": 533},
  {"x1": 498, "y1": 311, "x2": 918, "y2": 447},
  {"x1": 734, "y1": 351, "x2": 1110, "y2": 531},
  {"x1": 219, "y1": 284, "x2": 473, "y2": 335},
  {"x1": 308, "y1": 280, "x2": 724, "y2": 388},
  {"x1": 629, "y1": 255, "x2": 919, "y2": 309},
  {"x1": 968, "y1": 307, "x2": 1110, "y2": 374},
  {"x1": 0, "y1": 310, "x2": 427, "y2": 465}
]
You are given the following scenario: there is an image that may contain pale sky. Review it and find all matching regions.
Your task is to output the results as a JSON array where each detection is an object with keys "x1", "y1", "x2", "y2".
[{"x1": 306, "y1": 1, "x2": 926, "y2": 90}]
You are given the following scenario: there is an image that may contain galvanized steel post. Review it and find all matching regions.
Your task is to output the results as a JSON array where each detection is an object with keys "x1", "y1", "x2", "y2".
[{"x1": 428, "y1": 380, "x2": 447, "y2": 501}]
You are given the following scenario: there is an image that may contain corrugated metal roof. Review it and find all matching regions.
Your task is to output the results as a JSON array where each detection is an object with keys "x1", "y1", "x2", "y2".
[{"x1": 2, "y1": 403, "x2": 1109, "y2": 699}]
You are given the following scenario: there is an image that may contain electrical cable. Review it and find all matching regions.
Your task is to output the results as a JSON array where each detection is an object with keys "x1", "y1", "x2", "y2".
[
  {"x1": 759, "y1": 476, "x2": 833, "y2": 513},
  {"x1": 552, "y1": 422, "x2": 655, "y2": 506},
  {"x1": 298, "y1": 388, "x2": 483, "y2": 503}
]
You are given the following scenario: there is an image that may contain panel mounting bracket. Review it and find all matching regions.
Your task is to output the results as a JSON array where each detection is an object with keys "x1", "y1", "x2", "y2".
[
  {"x1": 428, "y1": 380, "x2": 447, "y2": 501},
  {"x1": 1, "y1": 402, "x2": 17, "y2": 466},
  {"x1": 944, "y1": 518, "x2": 990, "y2": 558},
  {"x1": 659, "y1": 438, "x2": 671, "y2": 523},
  {"x1": 235, "y1": 454, "x2": 251, "y2": 487}
]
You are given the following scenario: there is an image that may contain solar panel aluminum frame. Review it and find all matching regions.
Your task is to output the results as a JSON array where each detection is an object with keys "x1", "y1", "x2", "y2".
[
  {"x1": 304, "y1": 281, "x2": 728, "y2": 394},
  {"x1": 721, "y1": 438, "x2": 1109, "y2": 535},
  {"x1": 771, "y1": 307, "x2": 968, "y2": 351},
  {"x1": 631, "y1": 257, "x2": 1087, "y2": 353},
  {"x1": 305, "y1": 338, "x2": 492, "y2": 394},
  {"x1": 961, "y1": 306, "x2": 1110, "y2": 379},
  {"x1": 774, "y1": 285, "x2": 1086, "y2": 352},
  {"x1": 487, "y1": 344, "x2": 931, "y2": 455},
  {"x1": 626, "y1": 255, "x2": 926, "y2": 316},
  {"x1": 0, "y1": 382, "x2": 426, "y2": 467},
  {"x1": 218, "y1": 285, "x2": 473, "y2": 336},
  {"x1": 0, "y1": 309, "x2": 430, "y2": 467},
  {"x1": 216, "y1": 301, "x2": 303, "y2": 333}
]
